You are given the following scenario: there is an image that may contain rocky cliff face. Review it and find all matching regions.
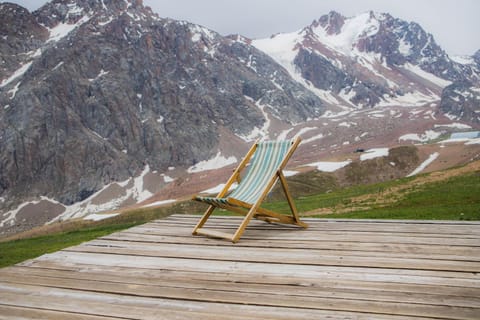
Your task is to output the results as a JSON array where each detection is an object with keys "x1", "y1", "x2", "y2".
[
  {"x1": 0, "y1": 3, "x2": 48, "y2": 81},
  {"x1": 440, "y1": 81, "x2": 480, "y2": 124},
  {"x1": 0, "y1": 0, "x2": 323, "y2": 209},
  {"x1": 438, "y1": 50, "x2": 480, "y2": 124}
]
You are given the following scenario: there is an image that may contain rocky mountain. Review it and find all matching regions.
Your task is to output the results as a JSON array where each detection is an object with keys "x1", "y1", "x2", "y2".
[
  {"x1": 0, "y1": 4, "x2": 48, "y2": 81},
  {"x1": 0, "y1": 2, "x2": 479, "y2": 236},
  {"x1": 253, "y1": 11, "x2": 479, "y2": 110},
  {"x1": 0, "y1": 0, "x2": 323, "y2": 211},
  {"x1": 440, "y1": 81, "x2": 480, "y2": 123},
  {"x1": 439, "y1": 51, "x2": 480, "y2": 124}
]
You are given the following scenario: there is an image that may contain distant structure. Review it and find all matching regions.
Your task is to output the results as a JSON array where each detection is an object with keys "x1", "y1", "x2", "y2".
[{"x1": 450, "y1": 131, "x2": 480, "y2": 139}]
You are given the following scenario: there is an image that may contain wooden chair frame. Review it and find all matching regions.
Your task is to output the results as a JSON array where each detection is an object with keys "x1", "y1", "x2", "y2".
[{"x1": 192, "y1": 137, "x2": 307, "y2": 243}]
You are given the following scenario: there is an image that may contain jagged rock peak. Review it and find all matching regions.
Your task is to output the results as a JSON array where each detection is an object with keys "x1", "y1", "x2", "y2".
[
  {"x1": 315, "y1": 11, "x2": 345, "y2": 35},
  {"x1": 474, "y1": 49, "x2": 480, "y2": 65},
  {"x1": 310, "y1": 10, "x2": 393, "y2": 37},
  {"x1": 35, "y1": 0, "x2": 145, "y2": 13},
  {"x1": 225, "y1": 34, "x2": 252, "y2": 45},
  {"x1": 301, "y1": 10, "x2": 462, "y2": 81},
  {"x1": 34, "y1": 0, "x2": 157, "y2": 28},
  {"x1": 0, "y1": 2, "x2": 48, "y2": 81},
  {"x1": 0, "y1": 2, "x2": 30, "y2": 14},
  {"x1": 0, "y1": 2, "x2": 47, "y2": 38}
]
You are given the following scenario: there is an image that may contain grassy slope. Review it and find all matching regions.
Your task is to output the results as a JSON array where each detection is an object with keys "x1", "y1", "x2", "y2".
[
  {"x1": 1, "y1": 161, "x2": 479, "y2": 268},
  {"x1": 0, "y1": 223, "x2": 137, "y2": 268},
  {"x1": 0, "y1": 206, "x2": 174, "y2": 268},
  {"x1": 272, "y1": 169, "x2": 480, "y2": 220},
  {"x1": 268, "y1": 159, "x2": 480, "y2": 220}
]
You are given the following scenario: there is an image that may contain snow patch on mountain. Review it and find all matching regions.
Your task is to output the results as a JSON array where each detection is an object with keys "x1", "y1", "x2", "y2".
[
  {"x1": 162, "y1": 174, "x2": 174, "y2": 183},
  {"x1": 142, "y1": 199, "x2": 176, "y2": 208},
  {"x1": 83, "y1": 213, "x2": 119, "y2": 221},
  {"x1": 408, "y1": 152, "x2": 439, "y2": 176},
  {"x1": 0, "y1": 62, "x2": 32, "y2": 88},
  {"x1": 402, "y1": 63, "x2": 452, "y2": 88},
  {"x1": 252, "y1": 32, "x2": 351, "y2": 109},
  {"x1": 252, "y1": 31, "x2": 301, "y2": 69},
  {"x1": 450, "y1": 55, "x2": 476, "y2": 65},
  {"x1": 303, "y1": 133, "x2": 325, "y2": 144},
  {"x1": 399, "y1": 130, "x2": 442, "y2": 142},
  {"x1": 398, "y1": 38, "x2": 412, "y2": 56},
  {"x1": 200, "y1": 182, "x2": 238, "y2": 195},
  {"x1": 7, "y1": 82, "x2": 21, "y2": 99},
  {"x1": 311, "y1": 12, "x2": 380, "y2": 55},
  {"x1": 190, "y1": 24, "x2": 217, "y2": 42},
  {"x1": 306, "y1": 160, "x2": 352, "y2": 172},
  {"x1": 0, "y1": 197, "x2": 50, "y2": 228},
  {"x1": 276, "y1": 128, "x2": 294, "y2": 141},
  {"x1": 237, "y1": 96, "x2": 274, "y2": 141},
  {"x1": 47, "y1": 14, "x2": 91, "y2": 43},
  {"x1": 49, "y1": 165, "x2": 155, "y2": 222},
  {"x1": 434, "y1": 123, "x2": 472, "y2": 129},
  {"x1": 188, "y1": 152, "x2": 237, "y2": 173},
  {"x1": 360, "y1": 148, "x2": 389, "y2": 161},
  {"x1": 1, "y1": 164, "x2": 173, "y2": 228},
  {"x1": 377, "y1": 91, "x2": 437, "y2": 107}
]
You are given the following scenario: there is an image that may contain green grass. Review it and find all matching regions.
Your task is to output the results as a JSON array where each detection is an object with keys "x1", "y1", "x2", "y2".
[
  {"x1": 262, "y1": 169, "x2": 480, "y2": 220},
  {"x1": 0, "y1": 222, "x2": 139, "y2": 268},
  {"x1": 263, "y1": 175, "x2": 414, "y2": 214},
  {"x1": 324, "y1": 171, "x2": 480, "y2": 220},
  {"x1": 0, "y1": 205, "x2": 176, "y2": 268},
  {"x1": 1, "y1": 164, "x2": 479, "y2": 269}
]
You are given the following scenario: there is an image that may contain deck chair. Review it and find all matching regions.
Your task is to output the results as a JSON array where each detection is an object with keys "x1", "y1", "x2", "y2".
[{"x1": 192, "y1": 137, "x2": 307, "y2": 243}]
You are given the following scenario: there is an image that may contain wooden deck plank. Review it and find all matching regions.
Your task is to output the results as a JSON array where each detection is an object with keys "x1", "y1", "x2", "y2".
[
  {"x1": 85, "y1": 237, "x2": 480, "y2": 262},
  {"x1": 130, "y1": 226, "x2": 480, "y2": 246},
  {"x1": 0, "y1": 305, "x2": 121, "y2": 320},
  {"x1": 0, "y1": 283, "x2": 424, "y2": 320},
  {"x1": 159, "y1": 218, "x2": 480, "y2": 230},
  {"x1": 149, "y1": 223, "x2": 480, "y2": 234},
  {"x1": 157, "y1": 216, "x2": 480, "y2": 234},
  {"x1": 65, "y1": 240, "x2": 480, "y2": 272},
  {"x1": 19, "y1": 254, "x2": 480, "y2": 286},
  {"x1": 0, "y1": 279, "x2": 478, "y2": 319},
  {"x1": 4, "y1": 266, "x2": 480, "y2": 300},
  {"x1": 0, "y1": 285, "x2": 271, "y2": 320},
  {"x1": 18, "y1": 257, "x2": 480, "y2": 289},
  {"x1": 143, "y1": 226, "x2": 480, "y2": 242},
  {"x1": 1, "y1": 269, "x2": 479, "y2": 309},
  {"x1": 105, "y1": 229, "x2": 479, "y2": 245},
  {"x1": 1, "y1": 214, "x2": 479, "y2": 319},
  {"x1": 102, "y1": 232, "x2": 480, "y2": 258}
]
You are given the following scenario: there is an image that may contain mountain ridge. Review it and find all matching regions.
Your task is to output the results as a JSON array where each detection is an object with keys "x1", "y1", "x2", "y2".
[{"x1": 252, "y1": 10, "x2": 479, "y2": 112}]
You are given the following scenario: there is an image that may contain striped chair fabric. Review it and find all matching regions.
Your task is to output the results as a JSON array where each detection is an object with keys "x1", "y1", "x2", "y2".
[{"x1": 195, "y1": 140, "x2": 292, "y2": 206}]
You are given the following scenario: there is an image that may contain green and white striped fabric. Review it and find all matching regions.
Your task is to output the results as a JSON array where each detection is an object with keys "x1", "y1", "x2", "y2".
[{"x1": 195, "y1": 140, "x2": 292, "y2": 206}]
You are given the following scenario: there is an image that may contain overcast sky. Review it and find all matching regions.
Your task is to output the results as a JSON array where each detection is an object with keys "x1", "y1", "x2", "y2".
[{"x1": 6, "y1": 0, "x2": 480, "y2": 56}]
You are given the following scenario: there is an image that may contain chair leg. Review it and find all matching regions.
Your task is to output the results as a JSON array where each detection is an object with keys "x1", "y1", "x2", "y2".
[
  {"x1": 278, "y1": 171, "x2": 307, "y2": 228},
  {"x1": 192, "y1": 205, "x2": 216, "y2": 235},
  {"x1": 231, "y1": 205, "x2": 258, "y2": 243}
]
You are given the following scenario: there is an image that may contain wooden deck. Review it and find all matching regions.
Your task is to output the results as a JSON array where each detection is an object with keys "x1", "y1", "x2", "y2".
[{"x1": 1, "y1": 214, "x2": 479, "y2": 319}]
